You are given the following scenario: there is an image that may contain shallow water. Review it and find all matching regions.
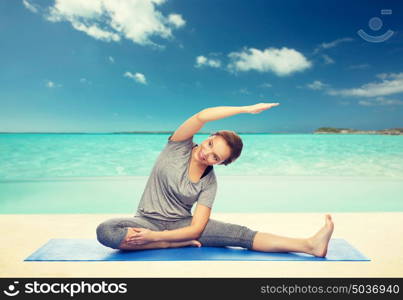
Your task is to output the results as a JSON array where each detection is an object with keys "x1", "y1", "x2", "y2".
[
  {"x1": 1, "y1": 133, "x2": 402, "y2": 213},
  {"x1": 0, "y1": 175, "x2": 402, "y2": 213},
  {"x1": 1, "y1": 133, "x2": 403, "y2": 179}
]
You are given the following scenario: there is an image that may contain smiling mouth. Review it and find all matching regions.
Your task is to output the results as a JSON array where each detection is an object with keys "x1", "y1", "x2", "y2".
[{"x1": 199, "y1": 149, "x2": 205, "y2": 161}]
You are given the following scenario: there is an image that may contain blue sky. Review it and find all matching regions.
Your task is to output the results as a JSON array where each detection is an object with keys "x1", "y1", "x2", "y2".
[{"x1": 1, "y1": 0, "x2": 403, "y2": 133}]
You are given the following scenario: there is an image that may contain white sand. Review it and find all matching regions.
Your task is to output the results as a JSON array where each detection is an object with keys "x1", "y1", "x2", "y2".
[{"x1": 1, "y1": 212, "x2": 402, "y2": 277}]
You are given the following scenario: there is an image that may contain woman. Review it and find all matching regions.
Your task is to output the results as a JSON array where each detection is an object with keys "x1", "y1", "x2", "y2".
[{"x1": 96, "y1": 103, "x2": 334, "y2": 257}]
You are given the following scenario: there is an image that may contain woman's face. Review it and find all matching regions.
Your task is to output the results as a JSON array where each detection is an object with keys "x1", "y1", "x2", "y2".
[{"x1": 193, "y1": 135, "x2": 232, "y2": 166}]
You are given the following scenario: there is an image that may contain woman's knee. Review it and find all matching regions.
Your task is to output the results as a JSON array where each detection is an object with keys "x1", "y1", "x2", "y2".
[
  {"x1": 96, "y1": 219, "x2": 128, "y2": 249},
  {"x1": 198, "y1": 219, "x2": 257, "y2": 249}
]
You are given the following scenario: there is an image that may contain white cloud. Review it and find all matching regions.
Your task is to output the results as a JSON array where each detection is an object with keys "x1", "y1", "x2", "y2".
[
  {"x1": 22, "y1": 0, "x2": 38, "y2": 13},
  {"x1": 46, "y1": 0, "x2": 104, "y2": 20},
  {"x1": 227, "y1": 47, "x2": 311, "y2": 76},
  {"x1": 71, "y1": 22, "x2": 120, "y2": 42},
  {"x1": 45, "y1": 80, "x2": 62, "y2": 88},
  {"x1": 307, "y1": 80, "x2": 328, "y2": 90},
  {"x1": 79, "y1": 78, "x2": 91, "y2": 84},
  {"x1": 196, "y1": 56, "x2": 207, "y2": 65},
  {"x1": 348, "y1": 64, "x2": 370, "y2": 70},
  {"x1": 322, "y1": 54, "x2": 334, "y2": 64},
  {"x1": 168, "y1": 13, "x2": 185, "y2": 28},
  {"x1": 108, "y1": 56, "x2": 115, "y2": 63},
  {"x1": 124, "y1": 71, "x2": 147, "y2": 85},
  {"x1": 314, "y1": 37, "x2": 353, "y2": 54},
  {"x1": 328, "y1": 73, "x2": 403, "y2": 97},
  {"x1": 260, "y1": 83, "x2": 272, "y2": 88},
  {"x1": 359, "y1": 97, "x2": 403, "y2": 106},
  {"x1": 35, "y1": 0, "x2": 185, "y2": 47},
  {"x1": 376, "y1": 73, "x2": 388, "y2": 80},
  {"x1": 239, "y1": 88, "x2": 250, "y2": 95},
  {"x1": 195, "y1": 55, "x2": 221, "y2": 68},
  {"x1": 321, "y1": 37, "x2": 353, "y2": 49}
]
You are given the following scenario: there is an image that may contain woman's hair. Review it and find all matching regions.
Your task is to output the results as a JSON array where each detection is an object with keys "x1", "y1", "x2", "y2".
[{"x1": 210, "y1": 130, "x2": 243, "y2": 166}]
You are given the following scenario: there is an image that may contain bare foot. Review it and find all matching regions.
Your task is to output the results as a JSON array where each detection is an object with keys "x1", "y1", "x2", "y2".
[
  {"x1": 187, "y1": 240, "x2": 202, "y2": 247},
  {"x1": 170, "y1": 240, "x2": 202, "y2": 248},
  {"x1": 307, "y1": 214, "x2": 334, "y2": 257},
  {"x1": 190, "y1": 240, "x2": 202, "y2": 247}
]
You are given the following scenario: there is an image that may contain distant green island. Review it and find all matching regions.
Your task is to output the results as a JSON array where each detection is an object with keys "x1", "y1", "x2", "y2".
[{"x1": 314, "y1": 127, "x2": 403, "y2": 135}]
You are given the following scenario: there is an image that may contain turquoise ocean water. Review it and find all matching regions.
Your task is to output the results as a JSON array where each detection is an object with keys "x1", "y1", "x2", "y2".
[{"x1": 1, "y1": 133, "x2": 403, "y2": 213}]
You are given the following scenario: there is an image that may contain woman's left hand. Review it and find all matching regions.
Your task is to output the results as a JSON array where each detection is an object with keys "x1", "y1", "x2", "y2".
[
  {"x1": 127, "y1": 228, "x2": 156, "y2": 245},
  {"x1": 244, "y1": 102, "x2": 280, "y2": 114}
]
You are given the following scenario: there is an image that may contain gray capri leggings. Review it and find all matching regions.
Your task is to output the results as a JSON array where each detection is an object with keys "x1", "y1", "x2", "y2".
[{"x1": 96, "y1": 214, "x2": 258, "y2": 250}]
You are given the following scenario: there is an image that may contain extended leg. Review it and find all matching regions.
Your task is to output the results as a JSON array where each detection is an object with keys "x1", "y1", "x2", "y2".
[
  {"x1": 167, "y1": 214, "x2": 334, "y2": 257},
  {"x1": 251, "y1": 215, "x2": 334, "y2": 257},
  {"x1": 166, "y1": 217, "x2": 258, "y2": 249}
]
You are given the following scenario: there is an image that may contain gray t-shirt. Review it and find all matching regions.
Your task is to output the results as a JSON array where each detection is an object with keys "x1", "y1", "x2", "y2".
[{"x1": 135, "y1": 135, "x2": 217, "y2": 221}]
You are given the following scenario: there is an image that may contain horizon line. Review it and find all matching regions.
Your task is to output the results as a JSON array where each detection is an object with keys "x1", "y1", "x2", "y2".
[{"x1": 1, "y1": 128, "x2": 401, "y2": 134}]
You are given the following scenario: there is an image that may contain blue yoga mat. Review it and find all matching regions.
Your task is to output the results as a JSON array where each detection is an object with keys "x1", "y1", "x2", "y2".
[{"x1": 25, "y1": 238, "x2": 369, "y2": 261}]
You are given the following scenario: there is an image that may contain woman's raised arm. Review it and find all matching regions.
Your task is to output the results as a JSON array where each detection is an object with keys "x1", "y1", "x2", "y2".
[
  {"x1": 170, "y1": 102, "x2": 280, "y2": 142},
  {"x1": 169, "y1": 113, "x2": 205, "y2": 142}
]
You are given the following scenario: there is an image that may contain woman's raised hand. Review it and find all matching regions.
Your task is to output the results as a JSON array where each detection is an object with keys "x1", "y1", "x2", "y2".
[{"x1": 245, "y1": 102, "x2": 280, "y2": 114}]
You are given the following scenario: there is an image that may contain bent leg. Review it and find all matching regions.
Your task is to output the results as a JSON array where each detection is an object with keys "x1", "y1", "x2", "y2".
[
  {"x1": 96, "y1": 216, "x2": 162, "y2": 249},
  {"x1": 96, "y1": 216, "x2": 201, "y2": 250},
  {"x1": 118, "y1": 227, "x2": 169, "y2": 250},
  {"x1": 119, "y1": 228, "x2": 201, "y2": 250},
  {"x1": 167, "y1": 218, "x2": 258, "y2": 249}
]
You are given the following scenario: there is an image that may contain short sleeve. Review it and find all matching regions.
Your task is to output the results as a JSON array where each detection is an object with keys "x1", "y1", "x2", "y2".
[
  {"x1": 166, "y1": 135, "x2": 194, "y2": 152},
  {"x1": 197, "y1": 175, "x2": 217, "y2": 208}
]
